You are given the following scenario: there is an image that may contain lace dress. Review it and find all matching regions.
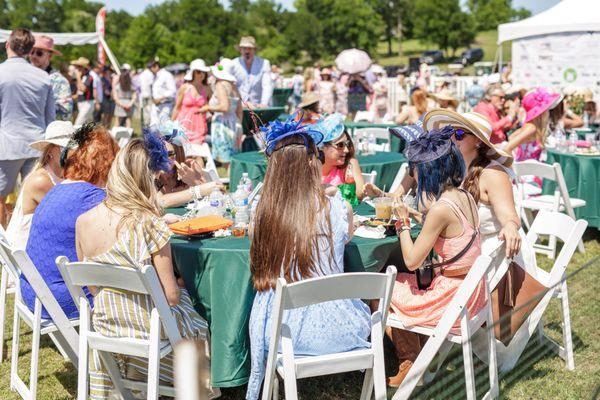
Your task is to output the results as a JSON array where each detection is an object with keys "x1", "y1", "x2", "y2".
[
  {"x1": 210, "y1": 88, "x2": 240, "y2": 163},
  {"x1": 246, "y1": 193, "x2": 371, "y2": 400}
]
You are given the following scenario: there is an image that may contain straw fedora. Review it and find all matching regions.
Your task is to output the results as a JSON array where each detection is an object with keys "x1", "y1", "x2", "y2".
[
  {"x1": 70, "y1": 57, "x2": 90, "y2": 68},
  {"x1": 33, "y1": 35, "x2": 62, "y2": 56},
  {"x1": 30, "y1": 121, "x2": 75, "y2": 151},
  {"x1": 431, "y1": 89, "x2": 459, "y2": 108},
  {"x1": 236, "y1": 36, "x2": 257, "y2": 50},
  {"x1": 580, "y1": 88, "x2": 594, "y2": 103},
  {"x1": 423, "y1": 109, "x2": 513, "y2": 167},
  {"x1": 298, "y1": 92, "x2": 320, "y2": 109}
]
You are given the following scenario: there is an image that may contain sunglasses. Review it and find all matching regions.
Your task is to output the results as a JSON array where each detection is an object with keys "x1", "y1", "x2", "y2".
[
  {"x1": 453, "y1": 128, "x2": 474, "y2": 141},
  {"x1": 167, "y1": 150, "x2": 176, "y2": 157},
  {"x1": 31, "y1": 49, "x2": 47, "y2": 57},
  {"x1": 331, "y1": 140, "x2": 351, "y2": 150}
]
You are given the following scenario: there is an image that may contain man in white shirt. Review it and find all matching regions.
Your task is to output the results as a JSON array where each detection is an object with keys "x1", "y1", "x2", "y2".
[
  {"x1": 150, "y1": 61, "x2": 176, "y2": 126},
  {"x1": 228, "y1": 36, "x2": 273, "y2": 108},
  {"x1": 139, "y1": 59, "x2": 157, "y2": 127}
]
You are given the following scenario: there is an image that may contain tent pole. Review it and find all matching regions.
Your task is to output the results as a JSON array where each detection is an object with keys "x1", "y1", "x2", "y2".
[
  {"x1": 98, "y1": 35, "x2": 121, "y2": 74},
  {"x1": 498, "y1": 44, "x2": 503, "y2": 74}
]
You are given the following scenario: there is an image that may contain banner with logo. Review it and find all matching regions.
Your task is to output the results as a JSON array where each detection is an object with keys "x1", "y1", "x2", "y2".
[
  {"x1": 512, "y1": 31, "x2": 600, "y2": 100},
  {"x1": 95, "y1": 7, "x2": 106, "y2": 65}
]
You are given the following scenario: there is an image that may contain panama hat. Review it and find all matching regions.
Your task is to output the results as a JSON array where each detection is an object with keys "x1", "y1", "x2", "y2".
[
  {"x1": 30, "y1": 121, "x2": 75, "y2": 151},
  {"x1": 236, "y1": 36, "x2": 257, "y2": 50},
  {"x1": 33, "y1": 35, "x2": 62, "y2": 56},
  {"x1": 431, "y1": 89, "x2": 459, "y2": 108},
  {"x1": 211, "y1": 59, "x2": 236, "y2": 82},
  {"x1": 423, "y1": 109, "x2": 513, "y2": 167},
  {"x1": 70, "y1": 57, "x2": 90, "y2": 68},
  {"x1": 298, "y1": 92, "x2": 320, "y2": 109},
  {"x1": 522, "y1": 87, "x2": 560, "y2": 123}
]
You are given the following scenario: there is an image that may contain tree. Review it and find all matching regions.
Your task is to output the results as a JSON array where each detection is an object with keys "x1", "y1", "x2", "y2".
[
  {"x1": 468, "y1": 0, "x2": 531, "y2": 31},
  {"x1": 413, "y1": 0, "x2": 476, "y2": 56},
  {"x1": 370, "y1": 0, "x2": 413, "y2": 57}
]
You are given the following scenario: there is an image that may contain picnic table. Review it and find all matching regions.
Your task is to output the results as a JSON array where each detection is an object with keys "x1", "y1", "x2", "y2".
[
  {"x1": 229, "y1": 151, "x2": 406, "y2": 191},
  {"x1": 542, "y1": 149, "x2": 600, "y2": 229},
  {"x1": 169, "y1": 202, "x2": 412, "y2": 387}
]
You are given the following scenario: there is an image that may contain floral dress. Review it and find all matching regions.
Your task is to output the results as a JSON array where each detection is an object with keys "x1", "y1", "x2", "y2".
[
  {"x1": 86, "y1": 216, "x2": 208, "y2": 399},
  {"x1": 210, "y1": 88, "x2": 240, "y2": 163},
  {"x1": 246, "y1": 193, "x2": 371, "y2": 400}
]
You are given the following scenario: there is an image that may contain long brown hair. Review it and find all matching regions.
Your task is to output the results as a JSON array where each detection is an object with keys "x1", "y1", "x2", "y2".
[
  {"x1": 324, "y1": 131, "x2": 354, "y2": 169},
  {"x1": 462, "y1": 145, "x2": 491, "y2": 203},
  {"x1": 412, "y1": 89, "x2": 428, "y2": 115},
  {"x1": 250, "y1": 135, "x2": 333, "y2": 292}
]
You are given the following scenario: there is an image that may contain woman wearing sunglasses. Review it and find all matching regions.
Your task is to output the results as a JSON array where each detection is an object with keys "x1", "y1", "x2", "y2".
[{"x1": 317, "y1": 114, "x2": 366, "y2": 206}]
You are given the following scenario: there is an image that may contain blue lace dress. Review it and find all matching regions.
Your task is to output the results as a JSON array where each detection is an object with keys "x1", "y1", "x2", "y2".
[
  {"x1": 22, "y1": 181, "x2": 105, "y2": 319},
  {"x1": 210, "y1": 90, "x2": 240, "y2": 163},
  {"x1": 246, "y1": 193, "x2": 371, "y2": 400}
]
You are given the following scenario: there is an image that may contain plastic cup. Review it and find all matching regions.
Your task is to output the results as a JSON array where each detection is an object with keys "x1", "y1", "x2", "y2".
[{"x1": 373, "y1": 197, "x2": 392, "y2": 219}]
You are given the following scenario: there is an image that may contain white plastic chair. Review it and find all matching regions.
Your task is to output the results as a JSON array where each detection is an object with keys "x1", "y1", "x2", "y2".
[
  {"x1": 261, "y1": 266, "x2": 397, "y2": 400},
  {"x1": 110, "y1": 126, "x2": 134, "y2": 148},
  {"x1": 514, "y1": 160, "x2": 586, "y2": 258},
  {"x1": 353, "y1": 111, "x2": 374, "y2": 123},
  {"x1": 354, "y1": 128, "x2": 391, "y2": 151},
  {"x1": 389, "y1": 163, "x2": 409, "y2": 194},
  {"x1": 362, "y1": 170, "x2": 378, "y2": 186},
  {"x1": 476, "y1": 211, "x2": 587, "y2": 373},
  {"x1": 389, "y1": 255, "x2": 499, "y2": 400},
  {"x1": 0, "y1": 238, "x2": 80, "y2": 400},
  {"x1": 56, "y1": 257, "x2": 210, "y2": 400},
  {"x1": 0, "y1": 225, "x2": 16, "y2": 364}
]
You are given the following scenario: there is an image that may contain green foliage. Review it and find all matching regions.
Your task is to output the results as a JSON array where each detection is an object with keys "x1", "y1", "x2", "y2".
[{"x1": 468, "y1": 0, "x2": 531, "y2": 31}]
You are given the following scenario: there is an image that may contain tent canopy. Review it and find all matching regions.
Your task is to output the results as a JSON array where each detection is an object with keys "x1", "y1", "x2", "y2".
[
  {"x1": 0, "y1": 29, "x2": 98, "y2": 45},
  {"x1": 498, "y1": 0, "x2": 600, "y2": 43}
]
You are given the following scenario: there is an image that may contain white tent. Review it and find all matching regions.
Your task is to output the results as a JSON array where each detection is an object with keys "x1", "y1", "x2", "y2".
[{"x1": 497, "y1": 0, "x2": 600, "y2": 96}]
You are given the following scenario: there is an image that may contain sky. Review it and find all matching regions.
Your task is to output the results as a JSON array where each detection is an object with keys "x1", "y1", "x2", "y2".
[{"x1": 99, "y1": 0, "x2": 562, "y2": 16}]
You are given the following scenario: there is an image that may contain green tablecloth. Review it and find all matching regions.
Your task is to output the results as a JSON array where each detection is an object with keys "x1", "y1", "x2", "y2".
[
  {"x1": 272, "y1": 88, "x2": 292, "y2": 107},
  {"x1": 229, "y1": 151, "x2": 406, "y2": 191},
  {"x1": 241, "y1": 107, "x2": 286, "y2": 152},
  {"x1": 573, "y1": 128, "x2": 597, "y2": 140},
  {"x1": 168, "y1": 202, "x2": 407, "y2": 387},
  {"x1": 542, "y1": 149, "x2": 600, "y2": 229}
]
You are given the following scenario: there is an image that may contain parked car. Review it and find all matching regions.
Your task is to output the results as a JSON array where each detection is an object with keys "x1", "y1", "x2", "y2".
[
  {"x1": 419, "y1": 50, "x2": 444, "y2": 64},
  {"x1": 459, "y1": 48, "x2": 484, "y2": 65}
]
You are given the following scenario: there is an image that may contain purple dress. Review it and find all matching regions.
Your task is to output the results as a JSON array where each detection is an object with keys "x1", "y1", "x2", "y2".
[{"x1": 22, "y1": 181, "x2": 105, "y2": 319}]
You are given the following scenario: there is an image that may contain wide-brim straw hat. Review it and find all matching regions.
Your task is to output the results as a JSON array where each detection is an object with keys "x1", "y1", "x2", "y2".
[
  {"x1": 70, "y1": 57, "x2": 90, "y2": 68},
  {"x1": 423, "y1": 109, "x2": 513, "y2": 167},
  {"x1": 298, "y1": 92, "x2": 320, "y2": 109},
  {"x1": 30, "y1": 120, "x2": 75, "y2": 151},
  {"x1": 431, "y1": 89, "x2": 459, "y2": 108},
  {"x1": 236, "y1": 36, "x2": 258, "y2": 50}
]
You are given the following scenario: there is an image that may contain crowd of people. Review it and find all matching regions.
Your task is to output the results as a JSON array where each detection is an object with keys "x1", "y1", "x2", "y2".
[{"x1": 0, "y1": 26, "x2": 596, "y2": 399}]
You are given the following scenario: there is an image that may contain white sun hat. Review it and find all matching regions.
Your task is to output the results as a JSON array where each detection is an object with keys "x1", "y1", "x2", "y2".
[
  {"x1": 30, "y1": 121, "x2": 75, "y2": 151},
  {"x1": 210, "y1": 58, "x2": 236, "y2": 82}
]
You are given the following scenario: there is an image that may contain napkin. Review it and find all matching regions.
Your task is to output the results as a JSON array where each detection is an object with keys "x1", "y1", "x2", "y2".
[{"x1": 354, "y1": 225, "x2": 386, "y2": 239}]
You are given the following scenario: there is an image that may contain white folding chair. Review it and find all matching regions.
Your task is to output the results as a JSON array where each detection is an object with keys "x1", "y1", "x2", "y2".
[
  {"x1": 261, "y1": 266, "x2": 397, "y2": 400},
  {"x1": 389, "y1": 255, "x2": 499, "y2": 400},
  {"x1": 514, "y1": 160, "x2": 586, "y2": 258},
  {"x1": 487, "y1": 211, "x2": 587, "y2": 373},
  {"x1": 389, "y1": 163, "x2": 409, "y2": 194},
  {"x1": 110, "y1": 126, "x2": 134, "y2": 148},
  {"x1": 0, "y1": 225, "x2": 16, "y2": 364},
  {"x1": 354, "y1": 128, "x2": 391, "y2": 151},
  {"x1": 0, "y1": 238, "x2": 80, "y2": 400},
  {"x1": 56, "y1": 257, "x2": 210, "y2": 400},
  {"x1": 362, "y1": 170, "x2": 378, "y2": 185},
  {"x1": 353, "y1": 111, "x2": 374, "y2": 123}
]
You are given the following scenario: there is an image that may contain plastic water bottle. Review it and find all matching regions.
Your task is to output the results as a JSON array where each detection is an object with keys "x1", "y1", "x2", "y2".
[
  {"x1": 583, "y1": 112, "x2": 589, "y2": 128},
  {"x1": 568, "y1": 132, "x2": 578, "y2": 153},
  {"x1": 241, "y1": 172, "x2": 253, "y2": 194},
  {"x1": 359, "y1": 132, "x2": 368, "y2": 155},
  {"x1": 233, "y1": 185, "x2": 249, "y2": 226},
  {"x1": 368, "y1": 133, "x2": 376, "y2": 155},
  {"x1": 209, "y1": 188, "x2": 224, "y2": 209}
]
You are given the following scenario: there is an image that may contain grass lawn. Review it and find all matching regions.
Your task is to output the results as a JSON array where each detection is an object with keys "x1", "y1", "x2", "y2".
[{"x1": 0, "y1": 231, "x2": 598, "y2": 399}]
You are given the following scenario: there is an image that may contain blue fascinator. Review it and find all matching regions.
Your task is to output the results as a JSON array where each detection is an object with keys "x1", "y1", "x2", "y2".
[
  {"x1": 143, "y1": 128, "x2": 171, "y2": 173},
  {"x1": 260, "y1": 115, "x2": 324, "y2": 156},
  {"x1": 311, "y1": 113, "x2": 346, "y2": 146},
  {"x1": 153, "y1": 112, "x2": 190, "y2": 148},
  {"x1": 405, "y1": 125, "x2": 455, "y2": 164},
  {"x1": 389, "y1": 119, "x2": 425, "y2": 143}
]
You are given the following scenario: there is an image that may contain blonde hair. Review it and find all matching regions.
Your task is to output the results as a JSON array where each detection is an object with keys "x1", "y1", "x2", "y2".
[
  {"x1": 104, "y1": 139, "x2": 162, "y2": 232},
  {"x1": 532, "y1": 110, "x2": 550, "y2": 148},
  {"x1": 33, "y1": 144, "x2": 58, "y2": 171}
]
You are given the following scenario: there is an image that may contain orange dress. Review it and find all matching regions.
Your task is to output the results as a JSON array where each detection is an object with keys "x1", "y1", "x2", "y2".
[{"x1": 390, "y1": 196, "x2": 486, "y2": 332}]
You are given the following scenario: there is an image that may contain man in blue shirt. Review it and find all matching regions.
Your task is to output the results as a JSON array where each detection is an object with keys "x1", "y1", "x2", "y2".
[{"x1": 0, "y1": 28, "x2": 55, "y2": 226}]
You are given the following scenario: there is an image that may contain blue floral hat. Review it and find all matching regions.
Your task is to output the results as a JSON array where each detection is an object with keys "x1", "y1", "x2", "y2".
[
  {"x1": 311, "y1": 113, "x2": 346, "y2": 147},
  {"x1": 142, "y1": 128, "x2": 171, "y2": 173},
  {"x1": 405, "y1": 125, "x2": 455, "y2": 164},
  {"x1": 260, "y1": 115, "x2": 324, "y2": 156}
]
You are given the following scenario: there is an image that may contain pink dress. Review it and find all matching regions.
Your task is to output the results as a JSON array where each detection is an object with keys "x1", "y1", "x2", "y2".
[
  {"x1": 322, "y1": 166, "x2": 347, "y2": 186},
  {"x1": 390, "y1": 196, "x2": 486, "y2": 332},
  {"x1": 176, "y1": 86, "x2": 208, "y2": 144}
]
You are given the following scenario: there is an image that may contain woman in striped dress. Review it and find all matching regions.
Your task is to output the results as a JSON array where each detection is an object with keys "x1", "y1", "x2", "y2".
[{"x1": 75, "y1": 134, "x2": 213, "y2": 399}]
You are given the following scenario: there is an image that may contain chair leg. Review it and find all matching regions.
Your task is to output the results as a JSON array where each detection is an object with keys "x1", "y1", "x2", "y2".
[
  {"x1": 461, "y1": 313, "x2": 476, "y2": 400},
  {"x1": 359, "y1": 369, "x2": 374, "y2": 400},
  {"x1": 371, "y1": 321, "x2": 387, "y2": 400},
  {"x1": 485, "y1": 299, "x2": 499, "y2": 398},
  {"x1": 147, "y1": 312, "x2": 161, "y2": 400},
  {"x1": 272, "y1": 376, "x2": 279, "y2": 400},
  {"x1": 576, "y1": 238, "x2": 585, "y2": 254},
  {"x1": 537, "y1": 316, "x2": 545, "y2": 343},
  {"x1": 77, "y1": 300, "x2": 89, "y2": 400},
  {"x1": 559, "y1": 281, "x2": 575, "y2": 370},
  {"x1": 29, "y1": 299, "x2": 43, "y2": 400},
  {"x1": 10, "y1": 303, "x2": 20, "y2": 391},
  {"x1": 0, "y1": 266, "x2": 8, "y2": 363}
]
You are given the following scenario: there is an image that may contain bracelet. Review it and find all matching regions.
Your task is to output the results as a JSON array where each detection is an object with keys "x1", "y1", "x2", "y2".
[
  {"x1": 189, "y1": 185, "x2": 202, "y2": 201},
  {"x1": 394, "y1": 217, "x2": 410, "y2": 230}
]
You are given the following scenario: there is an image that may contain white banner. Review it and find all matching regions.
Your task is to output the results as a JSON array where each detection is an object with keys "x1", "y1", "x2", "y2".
[{"x1": 512, "y1": 32, "x2": 600, "y2": 101}]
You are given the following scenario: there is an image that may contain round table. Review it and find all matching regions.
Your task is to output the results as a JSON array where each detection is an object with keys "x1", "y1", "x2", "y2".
[
  {"x1": 229, "y1": 151, "x2": 406, "y2": 192},
  {"x1": 168, "y1": 202, "x2": 409, "y2": 387},
  {"x1": 542, "y1": 149, "x2": 600, "y2": 229}
]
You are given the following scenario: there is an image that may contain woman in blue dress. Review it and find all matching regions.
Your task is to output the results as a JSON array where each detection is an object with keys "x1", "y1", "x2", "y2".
[
  {"x1": 22, "y1": 123, "x2": 119, "y2": 319},
  {"x1": 246, "y1": 118, "x2": 371, "y2": 399}
]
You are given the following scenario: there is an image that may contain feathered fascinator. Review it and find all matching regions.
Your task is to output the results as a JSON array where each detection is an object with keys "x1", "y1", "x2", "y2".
[
  {"x1": 260, "y1": 115, "x2": 324, "y2": 156},
  {"x1": 59, "y1": 122, "x2": 97, "y2": 167},
  {"x1": 311, "y1": 113, "x2": 346, "y2": 146},
  {"x1": 405, "y1": 125, "x2": 455, "y2": 164},
  {"x1": 142, "y1": 128, "x2": 171, "y2": 173},
  {"x1": 153, "y1": 110, "x2": 190, "y2": 148}
]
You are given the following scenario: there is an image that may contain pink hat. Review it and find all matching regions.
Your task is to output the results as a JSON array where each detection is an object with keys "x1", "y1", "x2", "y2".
[
  {"x1": 523, "y1": 87, "x2": 560, "y2": 123},
  {"x1": 33, "y1": 35, "x2": 62, "y2": 56}
]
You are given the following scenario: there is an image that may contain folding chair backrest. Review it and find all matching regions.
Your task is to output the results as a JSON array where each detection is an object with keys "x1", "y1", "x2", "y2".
[
  {"x1": 526, "y1": 211, "x2": 588, "y2": 285},
  {"x1": 390, "y1": 163, "x2": 408, "y2": 194},
  {"x1": 111, "y1": 127, "x2": 133, "y2": 141},
  {"x1": 362, "y1": 170, "x2": 377, "y2": 185},
  {"x1": 56, "y1": 257, "x2": 182, "y2": 345},
  {"x1": 0, "y1": 236, "x2": 21, "y2": 282},
  {"x1": 514, "y1": 160, "x2": 557, "y2": 182},
  {"x1": 353, "y1": 111, "x2": 374, "y2": 123},
  {"x1": 354, "y1": 127, "x2": 390, "y2": 143}
]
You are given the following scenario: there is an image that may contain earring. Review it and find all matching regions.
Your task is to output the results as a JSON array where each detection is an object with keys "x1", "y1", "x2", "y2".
[{"x1": 49, "y1": 154, "x2": 53, "y2": 159}]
